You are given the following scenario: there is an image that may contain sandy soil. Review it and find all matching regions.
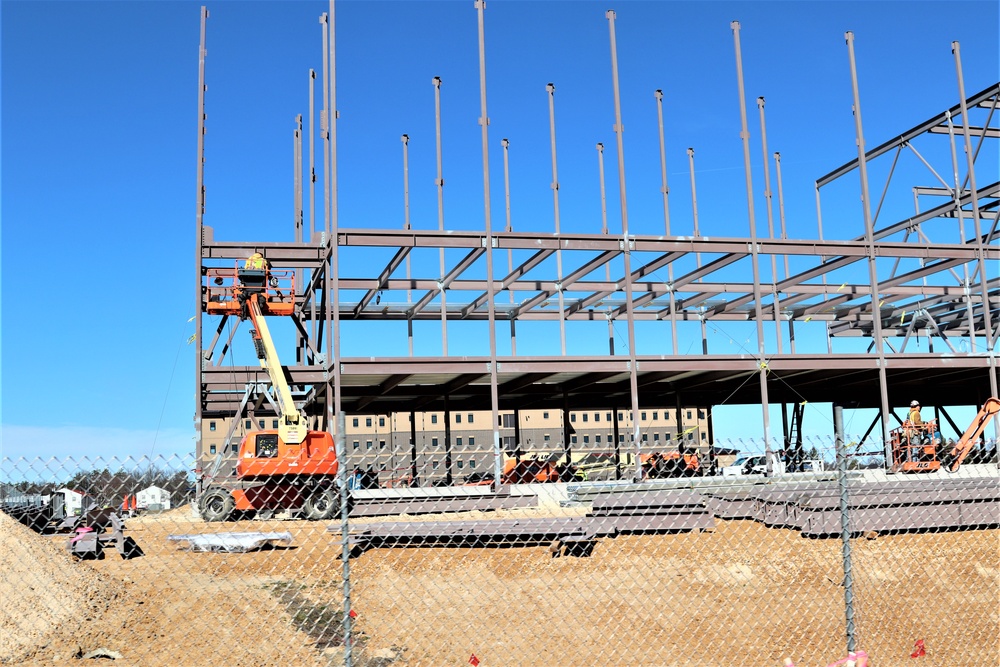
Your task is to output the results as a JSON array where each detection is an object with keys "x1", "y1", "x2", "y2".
[{"x1": 2, "y1": 504, "x2": 997, "y2": 667}]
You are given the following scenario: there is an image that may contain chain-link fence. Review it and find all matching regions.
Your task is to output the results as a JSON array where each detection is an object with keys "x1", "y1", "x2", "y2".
[{"x1": 2, "y1": 437, "x2": 997, "y2": 667}]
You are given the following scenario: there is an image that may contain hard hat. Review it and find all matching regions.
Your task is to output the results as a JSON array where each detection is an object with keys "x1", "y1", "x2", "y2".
[{"x1": 910, "y1": 400, "x2": 920, "y2": 407}]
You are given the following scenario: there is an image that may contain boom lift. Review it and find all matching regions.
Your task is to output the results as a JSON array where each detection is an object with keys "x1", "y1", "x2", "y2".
[
  {"x1": 942, "y1": 397, "x2": 999, "y2": 472},
  {"x1": 199, "y1": 262, "x2": 341, "y2": 522}
]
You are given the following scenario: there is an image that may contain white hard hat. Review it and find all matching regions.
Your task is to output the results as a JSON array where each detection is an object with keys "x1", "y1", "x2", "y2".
[{"x1": 910, "y1": 400, "x2": 920, "y2": 407}]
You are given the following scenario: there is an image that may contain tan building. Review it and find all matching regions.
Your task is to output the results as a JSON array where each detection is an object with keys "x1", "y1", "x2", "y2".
[{"x1": 200, "y1": 407, "x2": 709, "y2": 486}]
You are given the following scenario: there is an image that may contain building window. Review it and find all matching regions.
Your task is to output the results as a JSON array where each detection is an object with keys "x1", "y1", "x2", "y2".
[
  {"x1": 619, "y1": 434, "x2": 625, "y2": 443},
  {"x1": 380, "y1": 440, "x2": 386, "y2": 450},
  {"x1": 701, "y1": 432, "x2": 707, "y2": 440},
  {"x1": 594, "y1": 413, "x2": 600, "y2": 422},
  {"x1": 687, "y1": 410, "x2": 693, "y2": 420},
  {"x1": 432, "y1": 437, "x2": 439, "y2": 447},
  {"x1": 641, "y1": 412, "x2": 647, "y2": 421},
  {"x1": 606, "y1": 413, "x2": 611, "y2": 421},
  {"x1": 582, "y1": 413, "x2": 588, "y2": 423},
  {"x1": 468, "y1": 413, "x2": 474, "y2": 423},
  {"x1": 596, "y1": 435, "x2": 602, "y2": 444},
  {"x1": 571, "y1": 413, "x2": 577, "y2": 423},
  {"x1": 365, "y1": 417, "x2": 372, "y2": 427},
  {"x1": 456, "y1": 437, "x2": 463, "y2": 447},
  {"x1": 653, "y1": 412, "x2": 658, "y2": 421},
  {"x1": 641, "y1": 433, "x2": 648, "y2": 442},
  {"x1": 379, "y1": 417, "x2": 385, "y2": 427},
  {"x1": 456, "y1": 413, "x2": 462, "y2": 424},
  {"x1": 431, "y1": 414, "x2": 438, "y2": 424},
  {"x1": 583, "y1": 435, "x2": 589, "y2": 444},
  {"x1": 209, "y1": 444, "x2": 217, "y2": 454},
  {"x1": 457, "y1": 460, "x2": 464, "y2": 469},
  {"x1": 432, "y1": 460, "x2": 439, "y2": 470},
  {"x1": 272, "y1": 419, "x2": 278, "y2": 429},
  {"x1": 469, "y1": 436, "x2": 475, "y2": 447},
  {"x1": 687, "y1": 432, "x2": 694, "y2": 440},
  {"x1": 209, "y1": 421, "x2": 216, "y2": 432},
  {"x1": 353, "y1": 417, "x2": 359, "y2": 427},
  {"x1": 469, "y1": 459, "x2": 476, "y2": 469},
  {"x1": 366, "y1": 441, "x2": 373, "y2": 450},
  {"x1": 543, "y1": 412, "x2": 549, "y2": 420},
  {"x1": 245, "y1": 419, "x2": 252, "y2": 429},
  {"x1": 258, "y1": 420, "x2": 265, "y2": 429},
  {"x1": 544, "y1": 434, "x2": 550, "y2": 442},
  {"x1": 618, "y1": 412, "x2": 624, "y2": 421},
  {"x1": 654, "y1": 432, "x2": 660, "y2": 441},
  {"x1": 571, "y1": 435, "x2": 578, "y2": 444},
  {"x1": 699, "y1": 410, "x2": 706, "y2": 419},
  {"x1": 353, "y1": 441, "x2": 359, "y2": 450}
]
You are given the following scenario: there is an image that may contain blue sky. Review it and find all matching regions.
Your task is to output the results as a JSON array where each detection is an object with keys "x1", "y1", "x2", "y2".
[{"x1": 2, "y1": 1, "x2": 997, "y2": 460}]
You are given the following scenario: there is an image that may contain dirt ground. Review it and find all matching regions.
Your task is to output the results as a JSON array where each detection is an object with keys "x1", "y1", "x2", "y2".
[{"x1": 2, "y1": 503, "x2": 998, "y2": 667}]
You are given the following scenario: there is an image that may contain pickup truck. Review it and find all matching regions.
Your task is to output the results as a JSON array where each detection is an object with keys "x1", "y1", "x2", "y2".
[{"x1": 721, "y1": 453, "x2": 823, "y2": 476}]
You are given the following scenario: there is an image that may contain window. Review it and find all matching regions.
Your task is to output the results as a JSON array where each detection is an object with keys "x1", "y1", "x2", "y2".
[
  {"x1": 272, "y1": 419, "x2": 278, "y2": 429},
  {"x1": 687, "y1": 410, "x2": 693, "y2": 420},
  {"x1": 457, "y1": 460, "x2": 464, "y2": 469},
  {"x1": 432, "y1": 460, "x2": 439, "y2": 470},
  {"x1": 379, "y1": 440, "x2": 386, "y2": 450},
  {"x1": 543, "y1": 412, "x2": 550, "y2": 420},
  {"x1": 641, "y1": 412, "x2": 647, "y2": 421},
  {"x1": 209, "y1": 444, "x2": 217, "y2": 454},
  {"x1": 432, "y1": 437, "x2": 439, "y2": 447},
  {"x1": 619, "y1": 434, "x2": 625, "y2": 443},
  {"x1": 701, "y1": 432, "x2": 707, "y2": 440},
  {"x1": 653, "y1": 412, "x2": 658, "y2": 421},
  {"x1": 245, "y1": 419, "x2": 252, "y2": 429},
  {"x1": 654, "y1": 432, "x2": 660, "y2": 441},
  {"x1": 544, "y1": 434, "x2": 550, "y2": 442},
  {"x1": 209, "y1": 421, "x2": 216, "y2": 432},
  {"x1": 595, "y1": 435, "x2": 602, "y2": 444},
  {"x1": 456, "y1": 437, "x2": 463, "y2": 447},
  {"x1": 353, "y1": 441, "x2": 359, "y2": 450},
  {"x1": 641, "y1": 433, "x2": 648, "y2": 442},
  {"x1": 379, "y1": 417, "x2": 385, "y2": 427},
  {"x1": 431, "y1": 414, "x2": 438, "y2": 424},
  {"x1": 618, "y1": 412, "x2": 624, "y2": 421},
  {"x1": 571, "y1": 413, "x2": 577, "y2": 423},
  {"x1": 583, "y1": 435, "x2": 590, "y2": 444},
  {"x1": 365, "y1": 417, "x2": 372, "y2": 427},
  {"x1": 594, "y1": 413, "x2": 600, "y2": 422},
  {"x1": 352, "y1": 417, "x2": 359, "y2": 427},
  {"x1": 366, "y1": 441, "x2": 373, "y2": 450},
  {"x1": 469, "y1": 436, "x2": 475, "y2": 447},
  {"x1": 456, "y1": 413, "x2": 462, "y2": 424},
  {"x1": 582, "y1": 413, "x2": 588, "y2": 423},
  {"x1": 469, "y1": 459, "x2": 476, "y2": 469},
  {"x1": 699, "y1": 410, "x2": 706, "y2": 419},
  {"x1": 687, "y1": 432, "x2": 694, "y2": 440},
  {"x1": 606, "y1": 413, "x2": 611, "y2": 422},
  {"x1": 571, "y1": 435, "x2": 578, "y2": 444},
  {"x1": 258, "y1": 420, "x2": 265, "y2": 429},
  {"x1": 468, "y1": 413, "x2": 474, "y2": 423}
]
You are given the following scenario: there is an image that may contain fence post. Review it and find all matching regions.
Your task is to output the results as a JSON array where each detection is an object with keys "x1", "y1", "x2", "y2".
[
  {"x1": 337, "y1": 410, "x2": 352, "y2": 667},
  {"x1": 834, "y1": 403, "x2": 856, "y2": 653}
]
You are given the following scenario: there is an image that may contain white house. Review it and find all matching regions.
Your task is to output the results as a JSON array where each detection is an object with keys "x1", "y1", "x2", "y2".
[
  {"x1": 136, "y1": 485, "x2": 172, "y2": 510},
  {"x1": 56, "y1": 487, "x2": 87, "y2": 516}
]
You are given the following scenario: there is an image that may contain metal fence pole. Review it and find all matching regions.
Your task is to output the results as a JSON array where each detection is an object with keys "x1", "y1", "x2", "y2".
[
  {"x1": 337, "y1": 410, "x2": 352, "y2": 667},
  {"x1": 833, "y1": 403, "x2": 856, "y2": 654}
]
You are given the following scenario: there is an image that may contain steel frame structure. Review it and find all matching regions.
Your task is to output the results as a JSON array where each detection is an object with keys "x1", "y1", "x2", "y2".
[{"x1": 193, "y1": 5, "x2": 999, "y2": 484}]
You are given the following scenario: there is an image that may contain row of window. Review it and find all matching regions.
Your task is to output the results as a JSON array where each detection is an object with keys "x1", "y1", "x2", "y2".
[{"x1": 208, "y1": 419, "x2": 280, "y2": 432}]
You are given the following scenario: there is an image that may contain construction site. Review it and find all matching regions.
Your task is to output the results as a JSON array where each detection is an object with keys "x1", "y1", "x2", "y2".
[{"x1": 2, "y1": 1, "x2": 998, "y2": 666}]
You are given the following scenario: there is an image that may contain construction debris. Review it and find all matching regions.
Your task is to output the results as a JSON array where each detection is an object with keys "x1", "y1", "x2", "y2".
[{"x1": 167, "y1": 531, "x2": 294, "y2": 553}]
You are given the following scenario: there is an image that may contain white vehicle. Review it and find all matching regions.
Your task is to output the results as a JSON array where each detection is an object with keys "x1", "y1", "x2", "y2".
[{"x1": 721, "y1": 453, "x2": 823, "y2": 476}]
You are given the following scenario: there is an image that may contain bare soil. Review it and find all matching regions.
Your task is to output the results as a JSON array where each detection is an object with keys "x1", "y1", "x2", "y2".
[{"x1": 2, "y1": 505, "x2": 997, "y2": 666}]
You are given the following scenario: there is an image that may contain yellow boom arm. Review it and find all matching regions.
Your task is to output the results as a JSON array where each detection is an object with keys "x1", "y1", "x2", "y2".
[{"x1": 246, "y1": 297, "x2": 307, "y2": 444}]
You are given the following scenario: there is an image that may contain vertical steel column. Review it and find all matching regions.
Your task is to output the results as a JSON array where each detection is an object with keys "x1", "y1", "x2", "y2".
[
  {"x1": 547, "y1": 83, "x2": 567, "y2": 355},
  {"x1": 944, "y1": 111, "x2": 980, "y2": 356},
  {"x1": 687, "y1": 147, "x2": 709, "y2": 354},
  {"x1": 329, "y1": 0, "x2": 342, "y2": 436},
  {"x1": 409, "y1": 411, "x2": 417, "y2": 485},
  {"x1": 833, "y1": 403, "x2": 856, "y2": 654},
  {"x1": 655, "y1": 89, "x2": 679, "y2": 354},
  {"x1": 474, "y1": 0, "x2": 502, "y2": 491},
  {"x1": 606, "y1": 10, "x2": 643, "y2": 482},
  {"x1": 562, "y1": 394, "x2": 572, "y2": 466},
  {"x1": 612, "y1": 409, "x2": 621, "y2": 480},
  {"x1": 814, "y1": 184, "x2": 834, "y2": 355},
  {"x1": 953, "y1": 42, "x2": 999, "y2": 409},
  {"x1": 846, "y1": 32, "x2": 891, "y2": 456},
  {"x1": 675, "y1": 395, "x2": 684, "y2": 455},
  {"x1": 194, "y1": 6, "x2": 208, "y2": 493},
  {"x1": 513, "y1": 408, "x2": 522, "y2": 458},
  {"x1": 402, "y1": 134, "x2": 414, "y2": 356},
  {"x1": 757, "y1": 97, "x2": 783, "y2": 353},
  {"x1": 502, "y1": 138, "x2": 516, "y2": 354},
  {"x1": 444, "y1": 398, "x2": 452, "y2": 485},
  {"x1": 294, "y1": 115, "x2": 304, "y2": 364},
  {"x1": 774, "y1": 152, "x2": 789, "y2": 279},
  {"x1": 597, "y1": 142, "x2": 615, "y2": 353},
  {"x1": 308, "y1": 70, "x2": 315, "y2": 243},
  {"x1": 732, "y1": 21, "x2": 772, "y2": 465},
  {"x1": 320, "y1": 14, "x2": 330, "y2": 239},
  {"x1": 433, "y1": 76, "x2": 449, "y2": 354}
]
